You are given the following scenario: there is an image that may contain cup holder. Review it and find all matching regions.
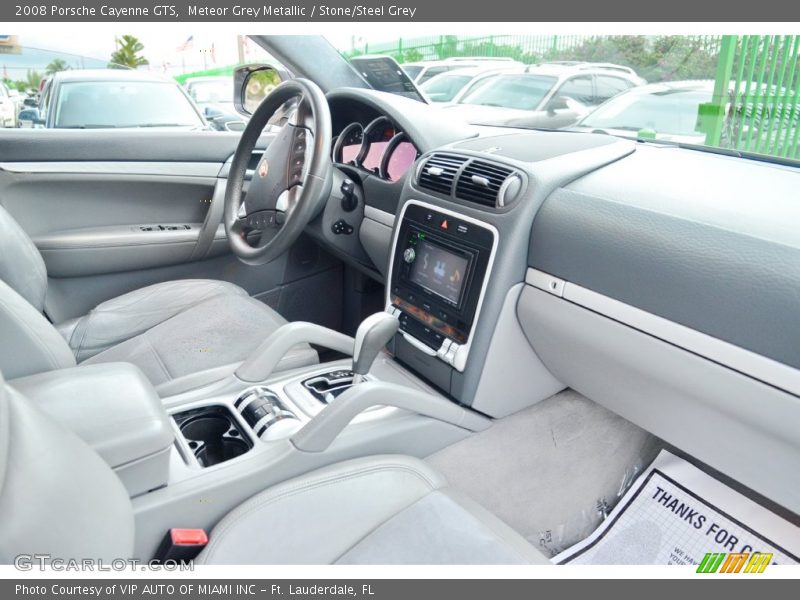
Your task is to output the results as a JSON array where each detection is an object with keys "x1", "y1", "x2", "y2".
[{"x1": 173, "y1": 405, "x2": 253, "y2": 468}]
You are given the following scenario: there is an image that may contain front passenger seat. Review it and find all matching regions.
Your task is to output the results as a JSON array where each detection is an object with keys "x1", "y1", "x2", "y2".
[
  {"x1": 0, "y1": 371, "x2": 549, "y2": 565},
  {"x1": 0, "y1": 206, "x2": 316, "y2": 389}
]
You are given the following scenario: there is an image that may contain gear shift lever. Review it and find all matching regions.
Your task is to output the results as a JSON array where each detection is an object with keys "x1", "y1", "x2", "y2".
[{"x1": 352, "y1": 312, "x2": 399, "y2": 383}]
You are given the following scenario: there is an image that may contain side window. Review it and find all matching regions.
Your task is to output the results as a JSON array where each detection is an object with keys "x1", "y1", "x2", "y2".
[
  {"x1": 553, "y1": 75, "x2": 594, "y2": 106},
  {"x1": 595, "y1": 75, "x2": 634, "y2": 104}
]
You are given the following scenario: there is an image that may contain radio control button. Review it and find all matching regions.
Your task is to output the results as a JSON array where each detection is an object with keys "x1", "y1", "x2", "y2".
[{"x1": 403, "y1": 247, "x2": 416, "y2": 263}]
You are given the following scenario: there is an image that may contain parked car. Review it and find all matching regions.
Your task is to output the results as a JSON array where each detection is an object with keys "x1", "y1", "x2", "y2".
[
  {"x1": 402, "y1": 57, "x2": 524, "y2": 84},
  {"x1": 441, "y1": 62, "x2": 645, "y2": 129},
  {"x1": 0, "y1": 82, "x2": 16, "y2": 127},
  {"x1": 572, "y1": 80, "x2": 799, "y2": 154},
  {"x1": 184, "y1": 75, "x2": 247, "y2": 131},
  {"x1": 420, "y1": 65, "x2": 524, "y2": 103},
  {"x1": 23, "y1": 69, "x2": 210, "y2": 130},
  {"x1": 570, "y1": 80, "x2": 712, "y2": 143}
]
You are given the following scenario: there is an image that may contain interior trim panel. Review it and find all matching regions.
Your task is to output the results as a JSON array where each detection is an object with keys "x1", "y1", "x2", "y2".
[
  {"x1": 530, "y1": 146, "x2": 800, "y2": 371},
  {"x1": 527, "y1": 268, "x2": 800, "y2": 398},
  {"x1": 0, "y1": 162, "x2": 224, "y2": 178}
]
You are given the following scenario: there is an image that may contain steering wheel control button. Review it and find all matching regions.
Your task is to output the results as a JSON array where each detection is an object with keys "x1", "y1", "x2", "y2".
[
  {"x1": 246, "y1": 211, "x2": 278, "y2": 230},
  {"x1": 403, "y1": 247, "x2": 416, "y2": 263},
  {"x1": 331, "y1": 219, "x2": 354, "y2": 235}
]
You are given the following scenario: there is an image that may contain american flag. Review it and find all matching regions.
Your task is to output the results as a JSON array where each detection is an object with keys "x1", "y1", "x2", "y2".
[{"x1": 176, "y1": 36, "x2": 194, "y2": 52}]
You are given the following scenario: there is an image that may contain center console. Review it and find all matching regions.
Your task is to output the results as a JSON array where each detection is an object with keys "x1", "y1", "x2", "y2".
[{"x1": 387, "y1": 200, "x2": 498, "y2": 371}]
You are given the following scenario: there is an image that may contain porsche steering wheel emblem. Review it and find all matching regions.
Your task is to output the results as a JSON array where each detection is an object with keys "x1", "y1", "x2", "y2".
[{"x1": 258, "y1": 159, "x2": 269, "y2": 178}]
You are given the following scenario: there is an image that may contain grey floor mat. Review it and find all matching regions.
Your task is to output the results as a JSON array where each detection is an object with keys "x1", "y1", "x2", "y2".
[{"x1": 426, "y1": 389, "x2": 662, "y2": 557}]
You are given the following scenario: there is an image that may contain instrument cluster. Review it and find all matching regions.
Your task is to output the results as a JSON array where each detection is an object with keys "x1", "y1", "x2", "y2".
[{"x1": 332, "y1": 116, "x2": 419, "y2": 183}]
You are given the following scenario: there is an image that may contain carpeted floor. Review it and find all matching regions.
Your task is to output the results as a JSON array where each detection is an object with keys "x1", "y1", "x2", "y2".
[{"x1": 426, "y1": 389, "x2": 662, "y2": 557}]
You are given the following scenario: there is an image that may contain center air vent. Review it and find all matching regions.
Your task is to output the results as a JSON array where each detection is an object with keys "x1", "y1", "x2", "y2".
[
  {"x1": 417, "y1": 153, "x2": 468, "y2": 196},
  {"x1": 455, "y1": 160, "x2": 518, "y2": 208}
]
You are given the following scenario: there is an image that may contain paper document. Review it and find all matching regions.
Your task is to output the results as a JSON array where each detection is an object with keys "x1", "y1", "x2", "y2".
[{"x1": 554, "y1": 449, "x2": 800, "y2": 565}]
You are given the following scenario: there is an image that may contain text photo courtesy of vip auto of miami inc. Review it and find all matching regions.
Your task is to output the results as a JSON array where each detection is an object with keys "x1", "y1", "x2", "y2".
[{"x1": 1, "y1": 0, "x2": 800, "y2": 595}]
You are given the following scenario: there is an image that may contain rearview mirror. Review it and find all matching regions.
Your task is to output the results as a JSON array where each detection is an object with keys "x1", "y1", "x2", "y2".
[{"x1": 234, "y1": 64, "x2": 288, "y2": 116}]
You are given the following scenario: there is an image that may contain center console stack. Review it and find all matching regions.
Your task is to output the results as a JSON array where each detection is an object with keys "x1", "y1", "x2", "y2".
[{"x1": 387, "y1": 200, "x2": 498, "y2": 373}]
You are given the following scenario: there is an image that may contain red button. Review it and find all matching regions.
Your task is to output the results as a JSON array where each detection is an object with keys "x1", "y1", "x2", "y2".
[
  {"x1": 170, "y1": 528, "x2": 208, "y2": 546},
  {"x1": 441, "y1": 219, "x2": 449, "y2": 230}
]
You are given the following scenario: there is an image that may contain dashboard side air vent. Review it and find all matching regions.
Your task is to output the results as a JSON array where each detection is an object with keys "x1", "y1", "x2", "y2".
[
  {"x1": 455, "y1": 160, "x2": 519, "y2": 208},
  {"x1": 417, "y1": 153, "x2": 468, "y2": 196}
]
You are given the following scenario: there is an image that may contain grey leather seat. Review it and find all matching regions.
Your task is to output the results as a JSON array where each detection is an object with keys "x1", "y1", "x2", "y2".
[
  {"x1": 0, "y1": 371, "x2": 549, "y2": 565},
  {"x1": 0, "y1": 206, "x2": 316, "y2": 389}
]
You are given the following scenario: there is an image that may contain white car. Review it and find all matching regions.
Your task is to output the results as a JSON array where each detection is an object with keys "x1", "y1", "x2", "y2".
[
  {"x1": 420, "y1": 65, "x2": 525, "y2": 103},
  {"x1": 0, "y1": 83, "x2": 17, "y2": 127},
  {"x1": 402, "y1": 57, "x2": 524, "y2": 85},
  {"x1": 572, "y1": 79, "x2": 800, "y2": 156},
  {"x1": 441, "y1": 62, "x2": 645, "y2": 129}
]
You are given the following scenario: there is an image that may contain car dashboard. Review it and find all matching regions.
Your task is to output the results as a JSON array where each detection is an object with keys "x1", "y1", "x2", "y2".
[{"x1": 306, "y1": 87, "x2": 800, "y2": 518}]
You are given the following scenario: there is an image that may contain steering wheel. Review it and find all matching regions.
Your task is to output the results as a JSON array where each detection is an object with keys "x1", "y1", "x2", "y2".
[{"x1": 224, "y1": 79, "x2": 332, "y2": 265}]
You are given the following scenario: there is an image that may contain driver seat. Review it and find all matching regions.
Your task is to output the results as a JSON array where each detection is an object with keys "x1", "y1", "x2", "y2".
[{"x1": 0, "y1": 205, "x2": 317, "y2": 390}]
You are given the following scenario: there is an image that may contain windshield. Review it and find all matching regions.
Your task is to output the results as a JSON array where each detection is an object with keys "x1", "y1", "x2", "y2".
[
  {"x1": 459, "y1": 74, "x2": 557, "y2": 110},
  {"x1": 54, "y1": 80, "x2": 203, "y2": 129},
  {"x1": 581, "y1": 89, "x2": 711, "y2": 136},
  {"x1": 421, "y1": 74, "x2": 472, "y2": 102},
  {"x1": 340, "y1": 34, "x2": 800, "y2": 163}
]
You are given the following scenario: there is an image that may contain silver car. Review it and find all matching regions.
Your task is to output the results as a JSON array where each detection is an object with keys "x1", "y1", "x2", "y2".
[{"x1": 442, "y1": 62, "x2": 645, "y2": 129}]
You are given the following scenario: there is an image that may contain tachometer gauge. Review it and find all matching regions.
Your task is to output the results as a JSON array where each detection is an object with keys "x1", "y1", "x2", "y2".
[
  {"x1": 380, "y1": 133, "x2": 419, "y2": 182},
  {"x1": 332, "y1": 122, "x2": 364, "y2": 165}
]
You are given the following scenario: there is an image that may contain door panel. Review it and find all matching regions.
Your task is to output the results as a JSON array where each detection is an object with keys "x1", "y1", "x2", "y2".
[{"x1": 0, "y1": 130, "x2": 343, "y2": 327}]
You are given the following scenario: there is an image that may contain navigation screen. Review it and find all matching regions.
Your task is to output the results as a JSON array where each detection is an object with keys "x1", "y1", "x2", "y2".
[{"x1": 409, "y1": 240, "x2": 469, "y2": 304}]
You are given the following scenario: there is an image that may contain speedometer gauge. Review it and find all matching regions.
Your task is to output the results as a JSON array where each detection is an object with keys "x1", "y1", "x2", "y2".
[
  {"x1": 361, "y1": 117, "x2": 396, "y2": 174},
  {"x1": 332, "y1": 122, "x2": 364, "y2": 165}
]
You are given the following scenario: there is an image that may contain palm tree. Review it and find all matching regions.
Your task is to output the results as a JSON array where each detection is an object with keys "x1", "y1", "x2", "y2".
[
  {"x1": 24, "y1": 70, "x2": 42, "y2": 91},
  {"x1": 108, "y1": 35, "x2": 149, "y2": 69},
  {"x1": 45, "y1": 59, "x2": 70, "y2": 75}
]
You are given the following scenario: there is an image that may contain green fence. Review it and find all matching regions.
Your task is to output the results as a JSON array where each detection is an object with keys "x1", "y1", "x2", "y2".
[
  {"x1": 173, "y1": 64, "x2": 237, "y2": 85},
  {"x1": 344, "y1": 35, "x2": 596, "y2": 64},
  {"x1": 703, "y1": 35, "x2": 800, "y2": 160}
]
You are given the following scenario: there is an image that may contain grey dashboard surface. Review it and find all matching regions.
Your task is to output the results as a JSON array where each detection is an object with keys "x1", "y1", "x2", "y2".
[
  {"x1": 529, "y1": 144, "x2": 800, "y2": 370},
  {"x1": 452, "y1": 130, "x2": 618, "y2": 161}
]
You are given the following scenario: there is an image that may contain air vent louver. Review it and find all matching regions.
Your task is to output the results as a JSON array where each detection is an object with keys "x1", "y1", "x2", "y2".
[
  {"x1": 417, "y1": 154, "x2": 468, "y2": 196},
  {"x1": 455, "y1": 160, "x2": 515, "y2": 207}
]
